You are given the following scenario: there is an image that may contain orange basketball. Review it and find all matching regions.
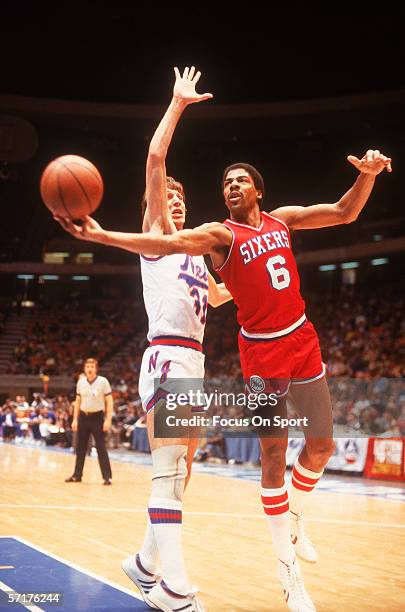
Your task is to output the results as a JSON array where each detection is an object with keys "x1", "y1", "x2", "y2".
[{"x1": 40, "y1": 155, "x2": 104, "y2": 219}]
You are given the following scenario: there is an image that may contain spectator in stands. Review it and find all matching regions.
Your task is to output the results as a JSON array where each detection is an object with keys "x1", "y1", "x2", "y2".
[
  {"x1": 397, "y1": 406, "x2": 405, "y2": 436},
  {"x1": 15, "y1": 395, "x2": 30, "y2": 442},
  {"x1": 205, "y1": 424, "x2": 226, "y2": 462},
  {"x1": 1, "y1": 404, "x2": 17, "y2": 441},
  {"x1": 29, "y1": 407, "x2": 42, "y2": 444}
]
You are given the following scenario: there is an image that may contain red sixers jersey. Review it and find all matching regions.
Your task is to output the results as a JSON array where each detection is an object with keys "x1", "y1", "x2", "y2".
[{"x1": 216, "y1": 211, "x2": 306, "y2": 333}]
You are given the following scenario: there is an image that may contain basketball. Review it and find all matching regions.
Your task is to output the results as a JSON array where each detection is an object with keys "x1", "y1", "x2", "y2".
[{"x1": 40, "y1": 154, "x2": 103, "y2": 219}]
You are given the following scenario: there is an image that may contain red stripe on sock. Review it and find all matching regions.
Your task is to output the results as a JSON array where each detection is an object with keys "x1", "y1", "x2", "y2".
[
  {"x1": 292, "y1": 466, "x2": 320, "y2": 485},
  {"x1": 261, "y1": 491, "x2": 288, "y2": 506},
  {"x1": 149, "y1": 513, "x2": 182, "y2": 519},
  {"x1": 263, "y1": 502, "x2": 289, "y2": 515},
  {"x1": 291, "y1": 477, "x2": 314, "y2": 492}
]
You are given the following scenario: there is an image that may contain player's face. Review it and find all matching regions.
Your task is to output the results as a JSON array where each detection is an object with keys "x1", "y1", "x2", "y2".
[
  {"x1": 84, "y1": 361, "x2": 97, "y2": 379},
  {"x1": 167, "y1": 188, "x2": 186, "y2": 230},
  {"x1": 223, "y1": 169, "x2": 261, "y2": 216}
]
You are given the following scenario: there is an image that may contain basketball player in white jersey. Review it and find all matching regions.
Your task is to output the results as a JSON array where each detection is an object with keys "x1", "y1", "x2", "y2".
[
  {"x1": 124, "y1": 67, "x2": 231, "y2": 611},
  {"x1": 56, "y1": 66, "x2": 230, "y2": 612}
]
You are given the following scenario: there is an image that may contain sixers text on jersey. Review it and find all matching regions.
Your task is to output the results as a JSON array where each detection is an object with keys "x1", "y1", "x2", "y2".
[{"x1": 216, "y1": 211, "x2": 305, "y2": 333}]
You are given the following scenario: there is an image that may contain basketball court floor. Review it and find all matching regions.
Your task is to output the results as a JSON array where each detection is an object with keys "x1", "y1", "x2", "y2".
[{"x1": 1, "y1": 442, "x2": 404, "y2": 611}]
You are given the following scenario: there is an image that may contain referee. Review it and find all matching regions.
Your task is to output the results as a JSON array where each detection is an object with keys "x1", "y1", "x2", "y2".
[{"x1": 65, "y1": 357, "x2": 113, "y2": 485}]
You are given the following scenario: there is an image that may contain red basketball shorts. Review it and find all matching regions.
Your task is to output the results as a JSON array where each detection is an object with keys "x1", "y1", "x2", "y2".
[{"x1": 238, "y1": 319, "x2": 326, "y2": 395}]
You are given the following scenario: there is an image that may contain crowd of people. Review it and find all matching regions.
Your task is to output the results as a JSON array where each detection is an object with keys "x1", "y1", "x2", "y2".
[
  {"x1": 314, "y1": 284, "x2": 404, "y2": 379},
  {"x1": 1, "y1": 282, "x2": 404, "y2": 457},
  {"x1": 0, "y1": 391, "x2": 146, "y2": 451},
  {"x1": 6, "y1": 296, "x2": 144, "y2": 377},
  {"x1": 1, "y1": 393, "x2": 73, "y2": 446}
]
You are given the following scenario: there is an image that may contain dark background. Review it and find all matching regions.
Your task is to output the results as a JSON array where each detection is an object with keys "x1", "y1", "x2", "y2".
[
  {"x1": 2, "y1": 11, "x2": 405, "y2": 104},
  {"x1": 1, "y1": 10, "x2": 405, "y2": 263}
]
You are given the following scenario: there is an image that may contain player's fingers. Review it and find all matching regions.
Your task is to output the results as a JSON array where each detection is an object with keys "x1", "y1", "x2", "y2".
[
  {"x1": 69, "y1": 221, "x2": 81, "y2": 233},
  {"x1": 347, "y1": 155, "x2": 361, "y2": 167},
  {"x1": 196, "y1": 93, "x2": 213, "y2": 102},
  {"x1": 62, "y1": 217, "x2": 81, "y2": 234},
  {"x1": 386, "y1": 159, "x2": 392, "y2": 172},
  {"x1": 182, "y1": 66, "x2": 189, "y2": 79},
  {"x1": 188, "y1": 66, "x2": 195, "y2": 80},
  {"x1": 174, "y1": 67, "x2": 181, "y2": 80},
  {"x1": 366, "y1": 149, "x2": 373, "y2": 163},
  {"x1": 380, "y1": 154, "x2": 391, "y2": 170},
  {"x1": 192, "y1": 70, "x2": 202, "y2": 85},
  {"x1": 54, "y1": 215, "x2": 69, "y2": 231}
]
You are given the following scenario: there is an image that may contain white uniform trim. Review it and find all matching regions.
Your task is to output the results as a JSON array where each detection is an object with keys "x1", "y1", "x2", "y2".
[
  {"x1": 291, "y1": 362, "x2": 327, "y2": 385},
  {"x1": 225, "y1": 218, "x2": 264, "y2": 232},
  {"x1": 241, "y1": 313, "x2": 307, "y2": 340},
  {"x1": 263, "y1": 210, "x2": 291, "y2": 232},
  {"x1": 214, "y1": 223, "x2": 235, "y2": 272}
]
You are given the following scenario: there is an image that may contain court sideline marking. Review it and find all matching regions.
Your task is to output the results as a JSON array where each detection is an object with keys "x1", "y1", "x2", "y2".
[{"x1": 0, "y1": 536, "x2": 143, "y2": 603}]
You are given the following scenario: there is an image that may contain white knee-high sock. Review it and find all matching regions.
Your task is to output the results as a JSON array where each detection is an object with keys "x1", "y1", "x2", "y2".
[
  {"x1": 289, "y1": 459, "x2": 323, "y2": 515},
  {"x1": 148, "y1": 497, "x2": 190, "y2": 595},
  {"x1": 261, "y1": 483, "x2": 295, "y2": 564},
  {"x1": 139, "y1": 517, "x2": 159, "y2": 574}
]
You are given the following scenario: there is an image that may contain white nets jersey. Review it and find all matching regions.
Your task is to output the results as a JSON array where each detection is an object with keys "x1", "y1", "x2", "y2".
[{"x1": 140, "y1": 253, "x2": 209, "y2": 343}]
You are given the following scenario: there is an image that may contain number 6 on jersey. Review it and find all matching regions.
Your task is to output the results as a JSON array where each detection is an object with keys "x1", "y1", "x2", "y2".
[{"x1": 266, "y1": 255, "x2": 291, "y2": 290}]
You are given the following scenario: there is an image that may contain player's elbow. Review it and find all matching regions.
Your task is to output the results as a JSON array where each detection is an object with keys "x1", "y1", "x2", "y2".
[
  {"x1": 335, "y1": 203, "x2": 358, "y2": 225},
  {"x1": 147, "y1": 149, "x2": 165, "y2": 164},
  {"x1": 342, "y1": 211, "x2": 359, "y2": 224}
]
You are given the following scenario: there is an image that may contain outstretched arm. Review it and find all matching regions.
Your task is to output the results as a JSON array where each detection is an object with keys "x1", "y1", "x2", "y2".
[
  {"x1": 144, "y1": 66, "x2": 213, "y2": 234},
  {"x1": 208, "y1": 272, "x2": 233, "y2": 308},
  {"x1": 54, "y1": 217, "x2": 232, "y2": 258},
  {"x1": 270, "y1": 149, "x2": 392, "y2": 230}
]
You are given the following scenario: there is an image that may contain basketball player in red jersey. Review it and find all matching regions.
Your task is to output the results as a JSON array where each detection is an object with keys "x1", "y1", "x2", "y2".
[{"x1": 56, "y1": 149, "x2": 391, "y2": 610}]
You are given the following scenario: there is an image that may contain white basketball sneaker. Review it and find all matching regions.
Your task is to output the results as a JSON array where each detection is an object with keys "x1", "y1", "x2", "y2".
[
  {"x1": 121, "y1": 553, "x2": 160, "y2": 608},
  {"x1": 291, "y1": 511, "x2": 318, "y2": 563},
  {"x1": 146, "y1": 581, "x2": 206, "y2": 612},
  {"x1": 277, "y1": 558, "x2": 316, "y2": 611}
]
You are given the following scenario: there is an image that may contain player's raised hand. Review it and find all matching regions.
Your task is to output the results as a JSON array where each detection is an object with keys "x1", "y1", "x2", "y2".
[
  {"x1": 347, "y1": 149, "x2": 392, "y2": 175},
  {"x1": 54, "y1": 215, "x2": 105, "y2": 243},
  {"x1": 173, "y1": 66, "x2": 213, "y2": 105}
]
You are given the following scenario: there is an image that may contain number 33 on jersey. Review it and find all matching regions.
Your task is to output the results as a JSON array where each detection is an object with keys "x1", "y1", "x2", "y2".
[{"x1": 140, "y1": 253, "x2": 209, "y2": 343}]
